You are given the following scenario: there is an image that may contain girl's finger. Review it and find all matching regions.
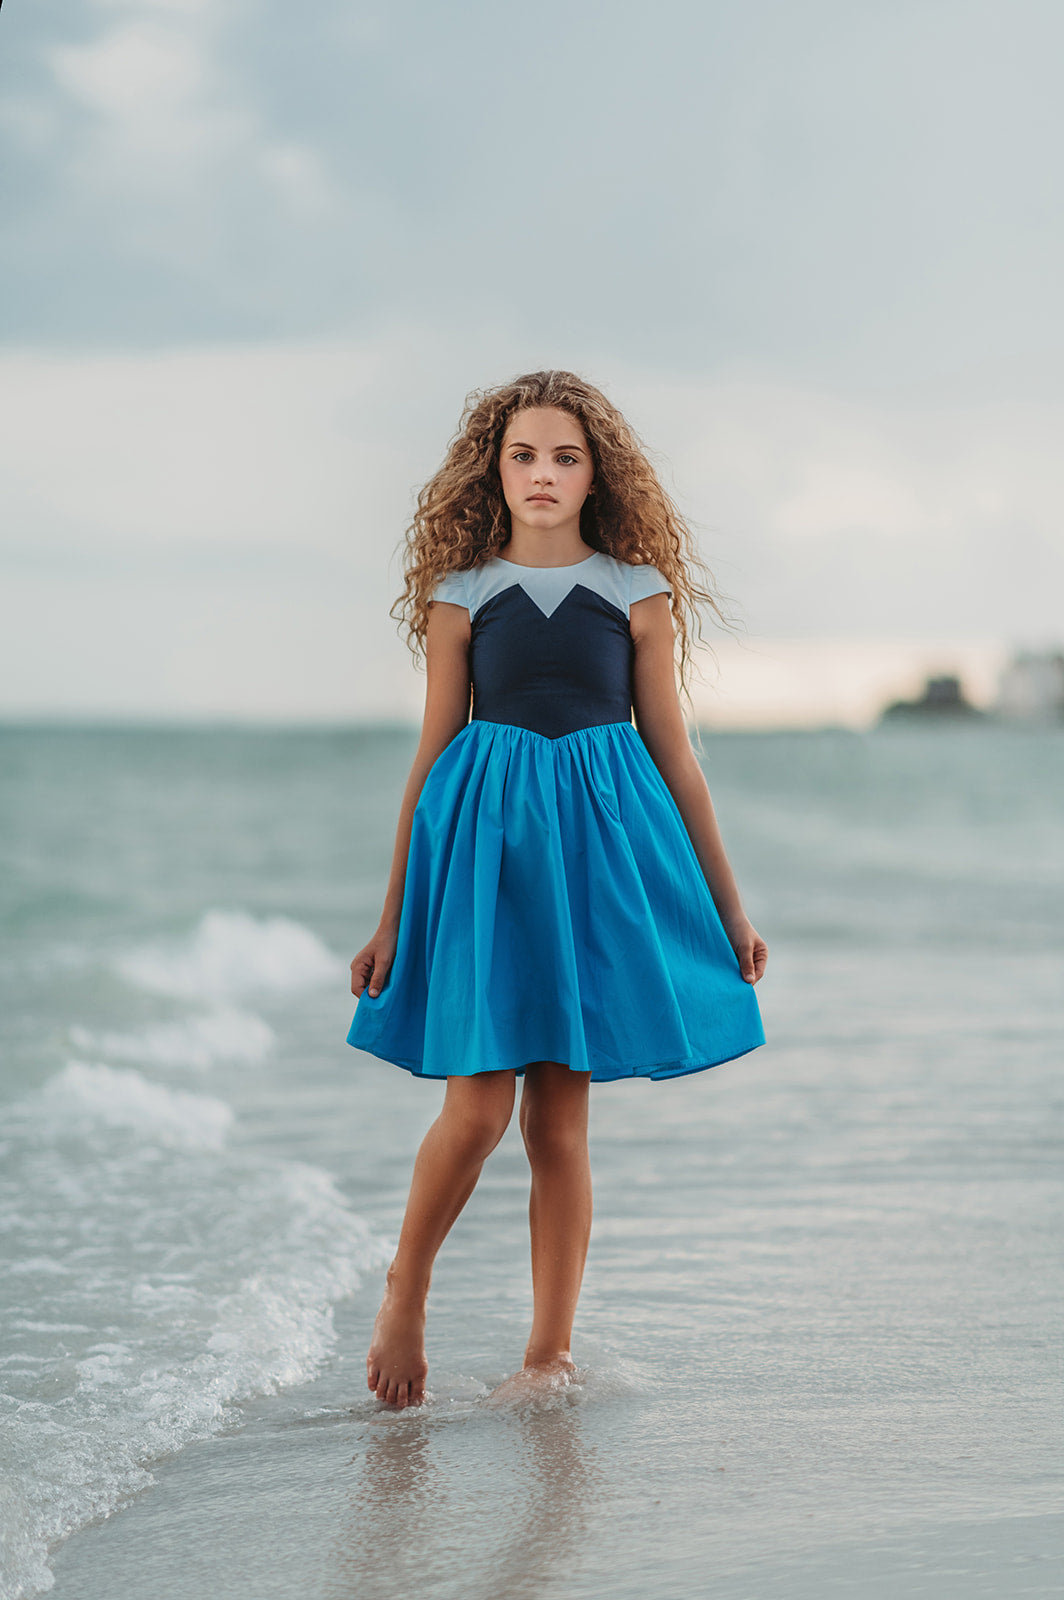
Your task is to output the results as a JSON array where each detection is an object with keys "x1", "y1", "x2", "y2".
[
  {"x1": 368, "y1": 959, "x2": 391, "y2": 998},
  {"x1": 746, "y1": 944, "x2": 767, "y2": 983}
]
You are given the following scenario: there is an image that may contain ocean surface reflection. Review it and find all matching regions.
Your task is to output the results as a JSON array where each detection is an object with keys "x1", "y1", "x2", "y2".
[{"x1": 331, "y1": 1399, "x2": 598, "y2": 1600}]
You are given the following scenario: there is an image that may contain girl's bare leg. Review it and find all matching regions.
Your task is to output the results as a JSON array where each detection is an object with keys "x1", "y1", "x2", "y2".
[
  {"x1": 367, "y1": 1069, "x2": 516, "y2": 1407},
  {"x1": 518, "y1": 1061, "x2": 593, "y2": 1376}
]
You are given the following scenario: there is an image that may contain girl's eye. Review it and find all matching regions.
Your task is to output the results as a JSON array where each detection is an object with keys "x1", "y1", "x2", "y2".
[{"x1": 509, "y1": 451, "x2": 579, "y2": 464}]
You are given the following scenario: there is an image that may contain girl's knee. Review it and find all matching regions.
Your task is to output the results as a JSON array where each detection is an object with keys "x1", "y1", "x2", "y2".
[
  {"x1": 522, "y1": 1122, "x2": 587, "y2": 1168},
  {"x1": 464, "y1": 1107, "x2": 512, "y2": 1159},
  {"x1": 520, "y1": 1086, "x2": 589, "y2": 1166},
  {"x1": 443, "y1": 1075, "x2": 514, "y2": 1159}
]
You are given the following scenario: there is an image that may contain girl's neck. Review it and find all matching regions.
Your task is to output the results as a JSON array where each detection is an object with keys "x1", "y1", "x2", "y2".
[{"x1": 500, "y1": 529, "x2": 594, "y2": 569}]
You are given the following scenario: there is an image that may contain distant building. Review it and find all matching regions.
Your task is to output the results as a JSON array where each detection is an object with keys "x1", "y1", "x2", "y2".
[
  {"x1": 996, "y1": 651, "x2": 1064, "y2": 722},
  {"x1": 880, "y1": 674, "x2": 984, "y2": 723}
]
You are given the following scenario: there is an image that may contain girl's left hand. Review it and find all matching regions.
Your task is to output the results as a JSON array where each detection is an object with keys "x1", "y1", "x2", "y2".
[
  {"x1": 726, "y1": 918, "x2": 767, "y2": 985},
  {"x1": 350, "y1": 924, "x2": 398, "y2": 999}
]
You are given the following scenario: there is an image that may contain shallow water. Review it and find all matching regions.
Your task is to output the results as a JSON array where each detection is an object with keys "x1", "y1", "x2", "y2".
[{"x1": 1, "y1": 723, "x2": 1061, "y2": 1599}]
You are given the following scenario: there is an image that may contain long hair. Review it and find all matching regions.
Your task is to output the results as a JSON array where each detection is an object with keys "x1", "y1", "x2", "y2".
[{"x1": 391, "y1": 369, "x2": 729, "y2": 708}]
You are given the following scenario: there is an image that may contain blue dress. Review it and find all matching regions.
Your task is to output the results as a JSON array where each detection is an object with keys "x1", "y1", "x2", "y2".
[{"x1": 347, "y1": 551, "x2": 764, "y2": 1081}]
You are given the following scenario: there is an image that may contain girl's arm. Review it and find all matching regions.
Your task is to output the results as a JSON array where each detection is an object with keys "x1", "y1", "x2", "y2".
[
  {"x1": 351, "y1": 600, "x2": 472, "y2": 999},
  {"x1": 630, "y1": 594, "x2": 767, "y2": 984}
]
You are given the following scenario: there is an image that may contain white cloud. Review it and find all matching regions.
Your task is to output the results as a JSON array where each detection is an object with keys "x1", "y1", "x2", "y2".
[
  {"x1": 53, "y1": 21, "x2": 207, "y2": 122},
  {"x1": 51, "y1": 15, "x2": 227, "y2": 198},
  {"x1": 259, "y1": 144, "x2": 337, "y2": 216},
  {"x1": 45, "y1": 3, "x2": 338, "y2": 246}
]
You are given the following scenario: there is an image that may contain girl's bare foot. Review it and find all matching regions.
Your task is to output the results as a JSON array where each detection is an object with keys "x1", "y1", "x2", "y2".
[
  {"x1": 486, "y1": 1352, "x2": 576, "y2": 1406},
  {"x1": 366, "y1": 1269, "x2": 428, "y2": 1408}
]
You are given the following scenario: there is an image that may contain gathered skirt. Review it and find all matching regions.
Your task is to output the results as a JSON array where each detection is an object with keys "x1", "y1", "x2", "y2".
[{"x1": 347, "y1": 718, "x2": 764, "y2": 1081}]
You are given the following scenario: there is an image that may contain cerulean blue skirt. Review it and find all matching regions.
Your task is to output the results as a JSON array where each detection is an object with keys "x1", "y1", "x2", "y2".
[{"x1": 348, "y1": 718, "x2": 764, "y2": 1081}]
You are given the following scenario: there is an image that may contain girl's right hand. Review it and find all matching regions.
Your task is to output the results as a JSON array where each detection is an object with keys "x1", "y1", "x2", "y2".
[{"x1": 350, "y1": 926, "x2": 398, "y2": 999}]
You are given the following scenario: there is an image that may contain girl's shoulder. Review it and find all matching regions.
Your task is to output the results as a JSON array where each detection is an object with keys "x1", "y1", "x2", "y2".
[{"x1": 431, "y1": 552, "x2": 670, "y2": 621}]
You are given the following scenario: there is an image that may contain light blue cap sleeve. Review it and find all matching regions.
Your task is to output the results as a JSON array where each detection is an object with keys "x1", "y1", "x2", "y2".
[
  {"x1": 628, "y1": 564, "x2": 672, "y2": 607},
  {"x1": 432, "y1": 570, "x2": 469, "y2": 609}
]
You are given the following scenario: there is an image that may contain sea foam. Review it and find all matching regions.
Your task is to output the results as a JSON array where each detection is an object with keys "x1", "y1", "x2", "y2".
[
  {"x1": 69, "y1": 1006, "x2": 276, "y2": 1071},
  {"x1": 0, "y1": 1069, "x2": 388, "y2": 1600},
  {"x1": 115, "y1": 909, "x2": 345, "y2": 1003},
  {"x1": 40, "y1": 1061, "x2": 233, "y2": 1150}
]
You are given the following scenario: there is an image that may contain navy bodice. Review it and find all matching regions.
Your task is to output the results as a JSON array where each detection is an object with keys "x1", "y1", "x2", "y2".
[{"x1": 431, "y1": 552, "x2": 671, "y2": 740}]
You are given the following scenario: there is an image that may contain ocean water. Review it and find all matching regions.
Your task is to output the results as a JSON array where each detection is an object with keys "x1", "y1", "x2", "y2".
[{"x1": 0, "y1": 722, "x2": 1061, "y2": 1600}]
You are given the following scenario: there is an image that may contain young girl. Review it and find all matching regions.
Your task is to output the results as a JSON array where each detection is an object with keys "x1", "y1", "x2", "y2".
[{"x1": 348, "y1": 370, "x2": 766, "y2": 1409}]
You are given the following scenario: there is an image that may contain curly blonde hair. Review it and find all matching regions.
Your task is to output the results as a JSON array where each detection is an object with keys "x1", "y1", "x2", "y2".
[{"x1": 391, "y1": 370, "x2": 728, "y2": 706}]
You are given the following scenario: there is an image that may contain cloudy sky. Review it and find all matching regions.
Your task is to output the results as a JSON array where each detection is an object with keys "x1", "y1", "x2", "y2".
[{"x1": 1, "y1": 0, "x2": 1061, "y2": 724}]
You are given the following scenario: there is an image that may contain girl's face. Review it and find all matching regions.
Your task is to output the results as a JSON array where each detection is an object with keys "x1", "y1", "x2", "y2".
[{"x1": 499, "y1": 407, "x2": 595, "y2": 532}]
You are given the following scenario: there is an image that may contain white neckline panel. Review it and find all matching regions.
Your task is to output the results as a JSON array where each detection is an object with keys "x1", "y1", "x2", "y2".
[{"x1": 468, "y1": 553, "x2": 628, "y2": 621}]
